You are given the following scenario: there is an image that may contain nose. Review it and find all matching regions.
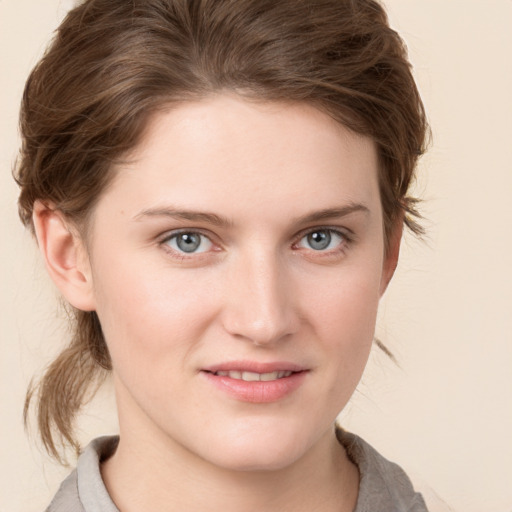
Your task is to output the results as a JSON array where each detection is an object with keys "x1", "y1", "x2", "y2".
[{"x1": 221, "y1": 250, "x2": 299, "y2": 345}]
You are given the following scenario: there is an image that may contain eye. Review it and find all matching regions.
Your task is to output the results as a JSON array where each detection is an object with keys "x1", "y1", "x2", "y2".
[
  {"x1": 164, "y1": 231, "x2": 213, "y2": 254},
  {"x1": 297, "y1": 229, "x2": 345, "y2": 251}
]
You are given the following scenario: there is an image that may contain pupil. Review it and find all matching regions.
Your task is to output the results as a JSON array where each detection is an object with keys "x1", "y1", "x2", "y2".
[
  {"x1": 177, "y1": 233, "x2": 200, "y2": 252},
  {"x1": 308, "y1": 231, "x2": 331, "y2": 250}
]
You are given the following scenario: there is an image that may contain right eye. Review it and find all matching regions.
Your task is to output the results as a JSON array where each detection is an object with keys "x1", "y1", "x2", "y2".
[{"x1": 163, "y1": 231, "x2": 214, "y2": 254}]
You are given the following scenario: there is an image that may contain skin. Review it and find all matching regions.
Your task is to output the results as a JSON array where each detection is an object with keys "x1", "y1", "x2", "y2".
[{"x1": 34, "y1": 95, "x2": 401, "y2": 512}]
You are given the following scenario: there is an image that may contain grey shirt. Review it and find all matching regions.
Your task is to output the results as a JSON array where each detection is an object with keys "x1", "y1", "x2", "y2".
[{"x1": 45, "y1": 430, "x2": 428, "y2": 512}]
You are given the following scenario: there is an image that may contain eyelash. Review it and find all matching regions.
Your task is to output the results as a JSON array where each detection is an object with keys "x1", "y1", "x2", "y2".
[
  {"x1": 159, "y1": 229, "x2": 218, "y2": 259},
  {"x1": 293, "y1": 227, "x2": 352, "y2": 256},
  {"x1": 158, "y1": 227, "x2": 353, "y2": 259}
]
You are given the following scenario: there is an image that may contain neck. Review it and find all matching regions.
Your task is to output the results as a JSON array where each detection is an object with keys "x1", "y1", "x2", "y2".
[{"x1": 101, "y1": 422, "x2": 358, "y2": 512}]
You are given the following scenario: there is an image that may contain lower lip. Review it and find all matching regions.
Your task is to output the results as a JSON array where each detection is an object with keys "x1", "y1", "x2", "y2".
[{"x1": 201, "y1": 371, "x2": 307, "y2": 403}]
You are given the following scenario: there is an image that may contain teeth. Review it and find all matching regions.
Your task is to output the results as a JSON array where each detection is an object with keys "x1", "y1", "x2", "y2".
[
  {"x1": 259, "y1": 371, "x2": 279, "y2": 381},
  {"x1": 242, "y1": 371, "x2": 262, "y2": 381},
  {"x1": 215, "y1": 370, "x2": 293, "y2": 381}
]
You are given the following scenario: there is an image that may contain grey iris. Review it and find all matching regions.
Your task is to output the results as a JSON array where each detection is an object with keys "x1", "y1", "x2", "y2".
[
  {"x1": 307, "y1": 230, "x2": 331, "y2": 250},
  {"x1": 176, "y1": 233, "x2": 201, "y2": 252}
]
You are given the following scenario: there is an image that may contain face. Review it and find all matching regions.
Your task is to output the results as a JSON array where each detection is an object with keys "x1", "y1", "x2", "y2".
[{"x1": 85, "y1": 95, "x2": 395, "y2": 471}]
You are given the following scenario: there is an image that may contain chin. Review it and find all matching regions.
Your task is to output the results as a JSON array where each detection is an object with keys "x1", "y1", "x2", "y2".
[
  {"x1": 198, "y1": 425, "x2": 315, "y2": 473},
  {"x1": 211, "y1": 446, "x2": 303, "y2": 473}
]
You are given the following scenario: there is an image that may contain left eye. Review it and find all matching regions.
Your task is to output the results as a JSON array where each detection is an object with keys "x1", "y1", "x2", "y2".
[
  {"x1": 164, "y1": 232, "x2": 213, "y2": 254},
  {"x1": 297, "y1": 229, "x2": 345, "y2": 251}
]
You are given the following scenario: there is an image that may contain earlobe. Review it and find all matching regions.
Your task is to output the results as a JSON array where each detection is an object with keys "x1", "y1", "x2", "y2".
[
  {"x1": 32, "y1": 201, "x2": 96, "y2": 311},
  {"x1": 380, "y1": 219, "x2": 403, "y2": 296}
]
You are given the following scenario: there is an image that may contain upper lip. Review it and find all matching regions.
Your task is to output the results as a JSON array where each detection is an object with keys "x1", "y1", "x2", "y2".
[{"x1": 202, "y1": 361, "x2": 307, "y2": 374}]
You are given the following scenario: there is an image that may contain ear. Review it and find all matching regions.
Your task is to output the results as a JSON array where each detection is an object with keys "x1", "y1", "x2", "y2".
[
  {"x1": 380, "y1": 218, "x2": 403, "y2": 296},
  {"x1": 33, "y1": 201, "x2": 96, "y2": 311}
]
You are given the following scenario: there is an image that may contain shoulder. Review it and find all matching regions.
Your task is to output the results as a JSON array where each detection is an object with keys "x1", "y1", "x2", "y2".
[
  {"x1": 45, "y1": 469, "x2": 84, "y2": 512},
  {"x1": 336, "y1": 428, "x2": 430, "y2": 512},
  {"x1": 45, "y1": 436, "x2": 119, "y2": 512}
]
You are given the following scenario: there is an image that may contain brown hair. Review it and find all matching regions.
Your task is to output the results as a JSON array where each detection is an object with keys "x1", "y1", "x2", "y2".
[{"x1": 15, "y1": 0, "x2": 428, "y2": 462}]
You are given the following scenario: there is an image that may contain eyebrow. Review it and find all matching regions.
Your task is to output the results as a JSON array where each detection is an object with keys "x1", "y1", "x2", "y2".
[
  {"x1": 294, "y1": 203, "x2": 370, "y2": 224},
  {"x1": 134, "y1": 202, "x2": 369, "y2": 227},
  {"x1": 133, "y1": 207, "x2": 233, "y2": 228}
]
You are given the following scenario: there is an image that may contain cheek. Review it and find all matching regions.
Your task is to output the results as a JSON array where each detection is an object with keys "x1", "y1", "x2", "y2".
[
  {"x1": 91, "y1": 257, "x2": 218, "y2": 372},
  {"x1": 306, "y1": 263, "x2": 382, "y2": 340},
  {"x1": 300, "y1": 261, "x2": 383, "y2": 389}
]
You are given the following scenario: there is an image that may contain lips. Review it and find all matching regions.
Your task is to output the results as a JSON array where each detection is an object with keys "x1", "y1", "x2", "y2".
[
  {"x1": 201, "y1": 361, "x2": 308, "y2": 403},
  {"x1": 213, "y1": 370, "x2": 294, "y2": 381}
]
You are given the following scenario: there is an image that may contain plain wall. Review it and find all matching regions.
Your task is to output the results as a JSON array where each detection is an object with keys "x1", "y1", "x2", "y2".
[{"x1": 1, "y1": 1, "x2": 511, "y2": 511}]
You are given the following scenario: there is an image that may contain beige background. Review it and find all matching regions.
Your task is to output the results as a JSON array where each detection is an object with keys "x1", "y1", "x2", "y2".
[{"x1": 1, "y1": 1, "x2": 511, "y2": 511}]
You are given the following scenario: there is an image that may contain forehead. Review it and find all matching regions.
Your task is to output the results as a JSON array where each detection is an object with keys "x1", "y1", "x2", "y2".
[{"x1": 102, "y1": 95, "x2": 380, "y2": 222}]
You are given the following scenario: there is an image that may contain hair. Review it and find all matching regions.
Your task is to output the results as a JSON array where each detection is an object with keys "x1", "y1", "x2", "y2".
[{"x1": 14, "y1": 0, "x2": 428, "y2": 463}]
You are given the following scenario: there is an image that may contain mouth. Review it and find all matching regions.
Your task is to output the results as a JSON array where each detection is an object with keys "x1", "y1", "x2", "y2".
[
  {"x1": 201, "y1": 362, "x2": 308, "y2": 403},
  {"x1": 211, "y1": 370, "x2": 294, "y2": 381}
]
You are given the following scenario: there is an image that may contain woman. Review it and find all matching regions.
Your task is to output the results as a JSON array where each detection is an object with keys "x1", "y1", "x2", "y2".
[{"x1": 15, "y1": 0, "x2": 430, "y2": 510}]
